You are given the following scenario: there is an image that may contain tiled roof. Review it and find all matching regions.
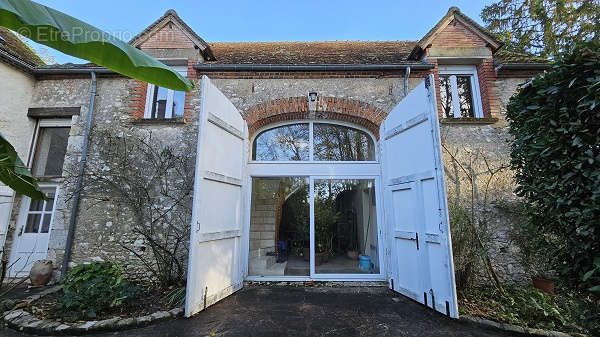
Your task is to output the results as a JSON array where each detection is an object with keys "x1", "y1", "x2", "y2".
[
  {"x1": 493, "y1": 50, "x2": 548, "y2": 64},
  {"x1": 0, "y1": 27, "x2": 44, "y2": 67},
  {"x1": 207, "y1": 41, "x2": 418, "y2": 65}
]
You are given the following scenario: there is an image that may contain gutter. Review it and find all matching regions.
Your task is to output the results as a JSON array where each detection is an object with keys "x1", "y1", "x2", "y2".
[
  {"x1": 495, "y1": 63, "x2": 550, "y2": 72},
  {"x1": 193, "y1": 63, "x2": 434, "y2": 72},
  {"x1": 60, "y1": 71, "x2": 96, "y2": 280}
]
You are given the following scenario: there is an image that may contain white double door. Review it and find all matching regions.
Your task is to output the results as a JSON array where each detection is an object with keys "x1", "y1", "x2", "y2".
[
  {"x1": 8, "y1": 186, "x2": 58, "y2": 277},
  {"x1": 185, "y1": 75, "x2": 458, "y2": 319}
]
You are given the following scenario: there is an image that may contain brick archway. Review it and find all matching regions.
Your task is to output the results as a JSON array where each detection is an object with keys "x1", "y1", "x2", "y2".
[{"x1": 245, "y1": 96, "x2": 387, "y2": 139}]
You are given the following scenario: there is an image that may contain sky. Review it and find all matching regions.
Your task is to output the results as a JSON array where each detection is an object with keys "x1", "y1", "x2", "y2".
[{"x1": 28, "y1": 0, "x2": 495, "y2": 64}]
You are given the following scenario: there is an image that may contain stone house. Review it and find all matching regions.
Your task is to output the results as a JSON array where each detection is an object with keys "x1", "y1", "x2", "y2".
[{"x1": 0, "y1": 7, "x2": 547, "y2": 317}]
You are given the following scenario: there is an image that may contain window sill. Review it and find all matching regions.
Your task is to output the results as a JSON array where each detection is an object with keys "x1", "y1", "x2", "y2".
[
  {"x1": 32, "y1": 176, "x2": 64, "y2": 183},
  {"x1": 440, "y1": 117, "x2": 499, "y2": 125},
  {"x1": 130, "y1": 117, "x2": 187, "y2": 125}
]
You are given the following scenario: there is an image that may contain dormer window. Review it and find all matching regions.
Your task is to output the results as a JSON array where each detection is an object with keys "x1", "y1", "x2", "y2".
[
  {"x1": 144, "y1": 65, "x2": 187, "y2": 119},
  {"x1": 439, "y1": 65, "x2": 483, "y2": 118}
]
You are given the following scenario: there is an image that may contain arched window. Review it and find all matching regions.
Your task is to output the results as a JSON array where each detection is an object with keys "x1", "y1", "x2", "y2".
[{"x1": 252, "y1": 122, "x2": 375, "y2": 161}]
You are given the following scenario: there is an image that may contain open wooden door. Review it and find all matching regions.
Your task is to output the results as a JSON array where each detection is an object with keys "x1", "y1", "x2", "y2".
[
  {"x1": 381, "y1": 74, "x2": 458, "y2": 318},
  {"x1": 185, "y1": 76, "x2": 248, "y2": 317}
]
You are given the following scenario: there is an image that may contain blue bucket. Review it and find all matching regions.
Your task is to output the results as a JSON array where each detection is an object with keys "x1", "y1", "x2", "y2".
[{"x1": 358, "y1": 255, "x2": 371, "y2": 270}]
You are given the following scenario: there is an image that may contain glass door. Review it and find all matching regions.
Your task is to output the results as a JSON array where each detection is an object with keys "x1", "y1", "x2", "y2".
[
  {"x1": 312, "y1": 178, "x2": 380, "y2": 278},
  {"x1": 247, "y1": 176, "x2": 382, "y2": 280},
  {"x1": 247, "y1": 177, "x2": 310, "y2": 277}
]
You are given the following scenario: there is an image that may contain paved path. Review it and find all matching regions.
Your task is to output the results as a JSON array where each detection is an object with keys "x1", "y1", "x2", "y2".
[{"x1": 1, "y1": 286, "x2": 515, "y2": 337}]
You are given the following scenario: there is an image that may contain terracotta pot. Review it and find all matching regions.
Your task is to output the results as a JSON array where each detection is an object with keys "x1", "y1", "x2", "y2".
[
  {"x1": 29, "y1": 260, "x2": 53, "y2": 286},
  {"x1": 532, "y1": 277, "x2": 555, "y2": 295},
  {"x1": 347, "y1": 250, "x2": 359, "y2": 260}
]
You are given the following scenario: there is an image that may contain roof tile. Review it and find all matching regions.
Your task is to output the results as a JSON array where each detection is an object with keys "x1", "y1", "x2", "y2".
[
  {"x1": 0, "y1": 27, "x2": 44, "y2": 67},
  {"x1": 207, "y1": 41, "x2": 417, "y2": 64}
]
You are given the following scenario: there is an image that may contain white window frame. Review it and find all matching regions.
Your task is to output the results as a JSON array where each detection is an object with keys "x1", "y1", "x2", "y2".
[
  {"x1": 249, "y1": 120, "x2": 379, "y2": 164},
  {"x1": 18, "y1": 185, "x2": 58, "y2": 235},
  {"x1": 246, "y1": 121, "x2": 384, "y2": 282},
  {"x1": 438, "y1": 65, "x2": 484, "y2": 118},
  {"x1": 144, "y1": 65, "x2": 188, "y2": 119},
  {"x1": 28, "y1": 118, "x2": 72, "y2": 174}
]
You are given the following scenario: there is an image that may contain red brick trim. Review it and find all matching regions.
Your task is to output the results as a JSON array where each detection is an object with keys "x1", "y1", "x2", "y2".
[
  {"x1": 194, "y1": 70, "x2": 429, "y2": 80},
  {"x1": 129, "y1": 60, "x2": 198, "y2": 121},
  {"x1": 476, "y1": 59, "x2": 499, "y2": 118},
  {"x1": 129, "y1": 80, "x2": 148, "y2": 119},
  {"x1": 245, "y1": 96, "x2": 385, "y2": 139}
]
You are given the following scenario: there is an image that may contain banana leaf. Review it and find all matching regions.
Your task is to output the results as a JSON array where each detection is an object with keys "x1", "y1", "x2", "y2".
[
  {"x1": 0, "y1": 0, "x2": 193, "y2": 92},
  {"x1": 0, "y1": 134, "x2": 45, "y2": 200}
]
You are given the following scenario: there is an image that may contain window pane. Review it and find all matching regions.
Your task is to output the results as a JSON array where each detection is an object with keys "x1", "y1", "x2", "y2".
[
  {"x1": 313, "y1": 124, "x2": 375, "y2": 161},
  {"x1": 439, "y1": 75, "x2": 454, "y2": 118},
  {"x1": 248, "y1": 177, "x2": 309, "y2": 277},
  {"x1": 253, "y1": 124, "x2": 309, "y2": 161},
  {"x1": 44, "y1": 192, "x2": 55, "y2": 211},
  {"x1": 314, "y1": 179, "x2": 379, "y2": 274},
  {"x1": 456, "y1": 76, "x2": 475, "y2": 118},
  {"x1": 29, "y1": 199, "x2": 43, "y2": 212},
  {"x1": 40, "y1": 214, "x2": 51, "y2": 233},
  {"x1": 24, "y1": 214, "x2": 41, "y2": 233},
  {"x1": 172, "y1": 90, "x2": 185, "y2": 117},
  {"x1": 152, "y1": 86, "x2": 169, "y2": 119},
  {"x1": 32, "y1": 127, "x2": 70, "y2": 176}
]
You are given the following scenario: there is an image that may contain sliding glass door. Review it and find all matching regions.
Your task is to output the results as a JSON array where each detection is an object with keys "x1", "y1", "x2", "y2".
[{"x1": 247, "y1": 176, "x2": 382, "y2": 280}]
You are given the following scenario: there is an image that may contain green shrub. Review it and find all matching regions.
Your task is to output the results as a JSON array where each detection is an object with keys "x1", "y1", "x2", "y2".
[
  {"x1": 506, "y1": 41, "x2": 600, "y2": 293},
  {"x1": 61, "y1": 262, "x2": 139, "y2": 320},
  {"x1": 460, "y1": 286, "x2": 591, "y2": 333}
]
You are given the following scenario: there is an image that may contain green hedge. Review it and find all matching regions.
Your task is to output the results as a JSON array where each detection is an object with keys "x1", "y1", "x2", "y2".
[{"x1": 506, "y1": 42, "x2": 600, "y2": 294}]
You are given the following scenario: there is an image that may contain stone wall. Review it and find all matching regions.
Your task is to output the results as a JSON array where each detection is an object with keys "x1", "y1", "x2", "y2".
[
  {"x1": 2, "y1": 76, "x2": 201, "y2": 280},
  {"x1": 2, "y1": 77, "x2": 90, "y2": 277},
  {"x1": 0, "y1": 63, "x2": 37, "y2": 260},
  {"x1": 1, "y1": 70, "x2": 534, "y2": 284},
  {"x1": 440, "y1": 76, "x2": 530, "y2": 284}
]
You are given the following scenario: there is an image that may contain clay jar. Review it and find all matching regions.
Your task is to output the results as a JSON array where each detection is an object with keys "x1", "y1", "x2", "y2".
[{"x1": 29, "y1": 260, "x2": 53, "y2": 286}]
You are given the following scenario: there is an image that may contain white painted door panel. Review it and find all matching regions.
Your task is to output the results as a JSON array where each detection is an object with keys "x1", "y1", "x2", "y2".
[
  {"x1": 381, "y1": 75, "x2": 458, "y2": 317},
  {"x1": 8, "y1": 187, "x2": 57, "y2": 277},
  {"x1": 185, "y1": 76, "x2": 247, "y2": 317}
]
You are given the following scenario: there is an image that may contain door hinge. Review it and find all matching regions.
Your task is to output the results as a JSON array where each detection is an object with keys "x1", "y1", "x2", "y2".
[{"x1": 430, "y1": 289, "x2": 435, "y2": 309}]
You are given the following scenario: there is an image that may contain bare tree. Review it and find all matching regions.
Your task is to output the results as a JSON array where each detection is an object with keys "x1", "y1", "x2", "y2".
[
  {"x1": 66, "y1": 129, "x2": 194, "y2": 288},
  {"x1": 441, "y1": 140, "x2": 511, "y2": 292}
]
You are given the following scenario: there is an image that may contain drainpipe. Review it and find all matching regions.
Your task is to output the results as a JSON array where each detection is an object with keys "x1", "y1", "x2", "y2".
[
  {"x1": 60, "y1": 71, "x2": 96, "y2": 280},
  {"x1": 403, "y1": 66, "x2": 411, "y2": 96}
]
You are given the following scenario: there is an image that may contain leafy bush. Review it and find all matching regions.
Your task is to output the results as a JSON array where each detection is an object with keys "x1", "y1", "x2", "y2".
[
  {"x1": 459, "y1": 286, "x2": 590, "y2": 334},
  {"x1": 61, "y1": 262, "x2": 139, "y2": 320},
  {"x1": 506, "y1": 42, "x2": 600, "y2": 293}
]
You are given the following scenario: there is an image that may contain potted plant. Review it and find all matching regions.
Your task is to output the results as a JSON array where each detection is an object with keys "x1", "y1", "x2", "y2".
[{"x1": 313, "y1": 199, "x2": 339, "y2": 266}]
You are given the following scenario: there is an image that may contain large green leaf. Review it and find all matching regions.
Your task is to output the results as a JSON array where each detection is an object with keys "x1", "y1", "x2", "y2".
[
  {"x1": 0, "y1": 0, "x2": 193, "y2": 92},
  {"x1": 0, "y1": 134, "x2": 45, "y2": 200}
]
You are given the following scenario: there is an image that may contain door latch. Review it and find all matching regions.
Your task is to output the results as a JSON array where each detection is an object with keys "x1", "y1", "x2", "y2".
[{"x1": 415, "y1": 232, "x2": 419, "y2": 250}]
